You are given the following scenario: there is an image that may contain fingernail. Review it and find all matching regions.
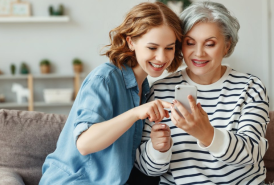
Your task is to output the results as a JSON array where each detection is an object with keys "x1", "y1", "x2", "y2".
[
  {"x1": 173, "y1": 99, "x2": 177, "y2": 104},
  {"x1": 162, "y1": 125, "x2": 165, "y2": 128}
]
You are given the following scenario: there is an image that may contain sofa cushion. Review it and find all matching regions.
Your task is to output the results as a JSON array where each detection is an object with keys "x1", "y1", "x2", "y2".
[
  {"x1": 0, "y1": 169, "x2": 25, "y2": 185},
  {"x1": 265, "y1": 111, "x2": 274, "y2": 182},
  {"x1": 0, "y1": 109, "x2": 67, "y2": 185}
]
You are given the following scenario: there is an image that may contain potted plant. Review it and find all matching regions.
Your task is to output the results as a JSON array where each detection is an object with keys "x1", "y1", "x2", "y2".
[
  {"x1": 10, "y1": 64, "x2": 16, "y2": 75},
  {"x1": 40, "y1": 59, "x2": 51, "y2": 74},
  {"x1": 20, "y1": 62, "x2": 29, "y2": 74},
  {"x1": 72, "y1": 58, "x2": 83, "y2": 73},
  {"x1": 157, "y1": 0, "x2": 192, "y2": 11},
  {"x1": 49, "y1": 4, "x2": 64, "y2": 16}
]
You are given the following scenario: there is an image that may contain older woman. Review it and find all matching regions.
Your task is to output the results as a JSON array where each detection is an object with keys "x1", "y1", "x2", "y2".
[{"x1": 135, "y1": 1, "x2": 269, "y2": 185}]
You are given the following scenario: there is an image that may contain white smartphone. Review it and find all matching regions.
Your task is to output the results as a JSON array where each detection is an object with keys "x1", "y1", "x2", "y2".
[{"x1": 174, "y1": 85, "x2": 197, "y2": 116}]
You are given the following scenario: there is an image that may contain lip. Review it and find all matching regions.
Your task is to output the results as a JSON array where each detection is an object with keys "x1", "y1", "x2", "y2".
[
  {"x1": 192, "y1": 59, "x2": 208, "y2": 62},
  {"x1": 149, "y1": 62, "x2": 166, "y2": 71},
  {"x1": 191, "y1": 59, "x2": 209, "y2": 67}
]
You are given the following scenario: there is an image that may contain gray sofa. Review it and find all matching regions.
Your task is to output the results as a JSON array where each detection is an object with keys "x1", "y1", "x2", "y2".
[
  {"x1": 0, "y1": 109, "x2": 66, "y2": 185},
  {"x1": 0, "y1": 109, "x2": 273, "y2": 185}
]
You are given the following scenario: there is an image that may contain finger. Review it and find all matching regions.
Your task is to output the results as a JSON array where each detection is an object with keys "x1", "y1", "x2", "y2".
[
  {"x1": 170, "y1": 103, "x2": 184, "y2": 122},
  {"x1": 155, "y1": 100, "x2": 166, "y2": 122},
  {"x1": 154, "y1": 137, "x2": 170, "y2": 145},
  {"x1": 187, "y1": 95, "x2": 198, "y2": 114},
  {"x1": 160, "y1": 100, "x2": 173, "y2": 109},
  {"x1": 197, "y1": 103, "x2": 207, "y2": 115},
  {"x1": 170, "y1": 104, "x2": 187, "y2": 127},
  {"x1": 152, "y1": 105, "x2": 160, "y2": 123},
  {"x1": 152, "y1": 123, "x2": 169, "y2": 132},
  {"x1": 152, "y1": 130, "x2": 170, "y2": 138},
  {"x1": 165, "y1": 110, "x2": 170, "y2": 118},
  {"x1": 173, "y1": 99, "x2": 192, "y2": 121},
  {"x1": 148, "y1": 107, "x2": 157, "y2": 122},
  {"x1": 170, "y1": 114, "x2": 178, "y2": 126}
]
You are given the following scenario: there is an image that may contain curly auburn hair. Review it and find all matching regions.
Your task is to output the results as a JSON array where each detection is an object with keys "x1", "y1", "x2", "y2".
[{"x1": 102, "y1": 2, "x2": 183, "y2": 73}]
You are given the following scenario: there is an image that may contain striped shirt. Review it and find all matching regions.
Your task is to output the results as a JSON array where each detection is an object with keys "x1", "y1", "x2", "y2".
[{"x1": 135, "y1": 66, "x2": 269, "y2": 185}]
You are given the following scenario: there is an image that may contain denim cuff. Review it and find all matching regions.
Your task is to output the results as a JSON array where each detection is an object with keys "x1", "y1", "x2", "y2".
[{"x1": 73, "y1": 122, "x2": 90, "y2": 145}]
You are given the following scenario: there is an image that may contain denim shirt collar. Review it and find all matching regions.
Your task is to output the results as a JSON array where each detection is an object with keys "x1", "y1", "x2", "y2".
[{"x1": 121, "y1": 64, "x2": 150, "y2": 100}]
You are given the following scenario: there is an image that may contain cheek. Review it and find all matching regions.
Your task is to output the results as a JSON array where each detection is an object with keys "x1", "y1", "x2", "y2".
[
  {"x1": 135, "y1": 48, "x2": 147, "y2": 60},
  {"x1": 169, "y1": 50, "x2": 176, "y2": 60},
  {"x1": 211, "y1": 48, "x2": 224, "y2": 59},
  {"x1": 182, "y1": 48, "x2": 191, "y2": 59}
]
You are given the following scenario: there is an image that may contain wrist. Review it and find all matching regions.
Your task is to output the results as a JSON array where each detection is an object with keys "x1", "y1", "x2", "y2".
[
  {"x1": 199, "y1": 126, "x2": 214, "y2": 147},
  {"x1": 128, "y1": 108, "x2": 140, "y2": 122}
]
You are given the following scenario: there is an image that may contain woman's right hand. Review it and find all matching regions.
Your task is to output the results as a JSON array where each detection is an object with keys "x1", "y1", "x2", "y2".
[{"x1": 134, "y1": 100, "x2": 172, "y2": 123}]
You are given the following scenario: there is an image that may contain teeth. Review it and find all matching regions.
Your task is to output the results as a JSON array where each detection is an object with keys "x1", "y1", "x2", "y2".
[
  {"x1": 150, "y1": 62, "x2": 164, "y2": 68},
  {"x1": 193, "y1": 60, "x2": 208, "y2": 64}
]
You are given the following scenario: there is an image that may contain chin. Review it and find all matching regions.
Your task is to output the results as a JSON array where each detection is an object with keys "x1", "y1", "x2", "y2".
[{"x1": 148, "y1": 71, "x2": 163, "y2": 78}]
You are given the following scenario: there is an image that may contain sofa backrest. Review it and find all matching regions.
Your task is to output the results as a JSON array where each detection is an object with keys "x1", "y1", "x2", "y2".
[
  {"x1": 0, "y1": 109, "x2": 67, "y2": 185},
  {"x1": 265, "y1": 111, "x2": 274, "y2": 182},
  {"x1": 0, "y1": 109, "x2": 273, "y2": 184}
]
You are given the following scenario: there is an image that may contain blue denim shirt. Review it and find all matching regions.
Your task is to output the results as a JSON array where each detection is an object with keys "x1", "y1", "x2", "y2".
[{"x1": 40, "y1": 63, "x2": 150, "y2": 185}]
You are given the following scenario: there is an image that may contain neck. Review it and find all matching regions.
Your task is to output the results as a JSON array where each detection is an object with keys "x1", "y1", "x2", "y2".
[
  {"x1": 187, "y1": 65, "x2": 227, "y2": 85},
  {"x1": 132, "y1": 64, "x2": 147, "y2": 91}
]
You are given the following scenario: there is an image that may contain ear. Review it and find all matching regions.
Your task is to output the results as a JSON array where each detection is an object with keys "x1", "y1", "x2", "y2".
[
  {"x1": 224, "y1": 38, "x2": 231, "y2": 56},
  {"x1": 126, "y1": 36, "x2": 134, "y2": 51}
]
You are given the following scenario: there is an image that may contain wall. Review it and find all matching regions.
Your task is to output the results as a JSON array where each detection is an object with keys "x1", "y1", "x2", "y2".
[
  {"x1": 150, "y1": 0, "x2": 274, "y2": 110},
  {"x1": 0, "y1": 0, "x2": 273, "y2": 112},
  {"x1": 0, "y1": 0, "x2": 154, "y2": 75}
]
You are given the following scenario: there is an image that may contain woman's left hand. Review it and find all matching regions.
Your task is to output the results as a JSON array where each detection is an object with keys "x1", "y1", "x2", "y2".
[{"x1": 170, "y1": 95, "x2": 214, "y2": 147}]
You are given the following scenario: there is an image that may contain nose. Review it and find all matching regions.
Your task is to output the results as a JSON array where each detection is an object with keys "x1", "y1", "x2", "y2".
[
  {"x1": 155, "y1": 49, "x2": 167, "y2": 63},
  {"x1": 195, "y1": 45, "x2": 205, "y2": 57}
]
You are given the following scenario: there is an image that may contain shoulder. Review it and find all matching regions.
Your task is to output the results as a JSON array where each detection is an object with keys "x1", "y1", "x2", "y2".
[
  {"x1": 84, "y1": 63, "x2": 122, "y2": 84},
  {"x1": 228, "y1": 69, "x2": 267, "y2": 99},
  {"x1": 229, "y1": 69, "x2": 265, "y2": 87}
]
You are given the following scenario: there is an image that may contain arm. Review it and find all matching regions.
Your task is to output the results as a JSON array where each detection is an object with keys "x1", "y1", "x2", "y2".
[
  {"x1": 172, "y1": 77, "x2": 269, "y2": 167},
  {"x1": 75, "y1": 77, "x2": 171, "y2": 155},
  {"x1": 77, "y1": 104, "x2": 169, "y2": 155},
  {"x1": 203, "y1": 78, "x2": 269, "y2": 166},
  {"x1": 135, "y1": 87, "x2": 173, "y2": 176}
]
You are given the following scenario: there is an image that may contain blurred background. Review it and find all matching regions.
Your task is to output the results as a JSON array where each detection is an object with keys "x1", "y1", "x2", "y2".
[{"x1": 0, "y1": 0, "x2": 273, "y2": 114}]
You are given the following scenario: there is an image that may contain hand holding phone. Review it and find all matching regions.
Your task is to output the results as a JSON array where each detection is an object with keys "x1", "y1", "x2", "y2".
[{"x1": 174, "y1": 85, "x2": 197, "y2": 116}]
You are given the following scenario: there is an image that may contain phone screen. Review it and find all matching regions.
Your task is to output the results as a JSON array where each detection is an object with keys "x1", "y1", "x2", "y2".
[{"x1": 174, "y1": 85, "x2": 197, "y2": 115}]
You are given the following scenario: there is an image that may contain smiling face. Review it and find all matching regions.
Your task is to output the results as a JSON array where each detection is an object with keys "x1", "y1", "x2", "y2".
[
  {"x1": 182, "y1": 22, "x2": 231, "y2": 84},
  {"x1": 127, "y1": 24, "x2": 176, "y2": 78}
]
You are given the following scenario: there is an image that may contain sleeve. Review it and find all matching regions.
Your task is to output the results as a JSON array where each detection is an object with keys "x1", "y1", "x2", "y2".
[
  {"x1": 198, "y1": 77, "x2": 269, "y2": 167},
  {"x1": 73, "y1": 75, "x2": 113, "y2": 143},
  {"x1": 73, "y1": 122, "x2": 90, "y2": 145},
  {"x1": 135, "y1": 85, "x2": 172, "y2": 176}
]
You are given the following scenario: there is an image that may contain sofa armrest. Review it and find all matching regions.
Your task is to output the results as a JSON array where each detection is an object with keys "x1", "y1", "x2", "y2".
[{"x1": 0, "y1": 169, "x2": 25, "y2": 185}]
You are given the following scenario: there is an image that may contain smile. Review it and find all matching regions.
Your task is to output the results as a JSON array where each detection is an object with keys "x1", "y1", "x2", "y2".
[
  {"x1": 191, "y1": 59, "x2": 209, "y2": 67},
  {"x1": 149, "y1": 62, "x2": 165, "y2": 68},
  {"x1": 192, "y1": 60, "x2": 209, "y2": 64}
]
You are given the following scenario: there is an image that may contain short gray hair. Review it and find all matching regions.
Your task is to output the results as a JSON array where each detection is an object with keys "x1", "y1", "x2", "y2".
[{"x1": 179, "y1": 1, "x2": 240, "y2": 57}]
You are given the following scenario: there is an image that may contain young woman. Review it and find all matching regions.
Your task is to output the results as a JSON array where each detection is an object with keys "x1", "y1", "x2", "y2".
[
  {"x1": 136, "y1": 2, "x2": 269, "y2": 184},
  {"x1": 39, "y1": 2, "x2": 183, "y2": 185}
]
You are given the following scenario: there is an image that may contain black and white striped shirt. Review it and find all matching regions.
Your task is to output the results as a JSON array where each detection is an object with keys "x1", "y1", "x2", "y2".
[{"x1": 136, "y1": 66, "x2": 269, "y2": 185}]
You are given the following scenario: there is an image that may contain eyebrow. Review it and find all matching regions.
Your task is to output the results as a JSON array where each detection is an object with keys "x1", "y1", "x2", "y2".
[
  {"x1": 147, "y1": 42, "x2": 176, "y2": 46},
  {"x1": 185, "y1": 36, "x2": 217, "y2": 41}
]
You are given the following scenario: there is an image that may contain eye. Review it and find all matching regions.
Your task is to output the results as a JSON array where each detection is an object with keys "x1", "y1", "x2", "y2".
[
  {"x1": 205, "y1": 42, "x2": 215, "y2": 47},
  {"x1": 206, "y1": 44, "x2": 215, "y2": 47},
  {"x1": 186, "y1": 41, "x2": 195, "y2": 46},
  {"x1": 166, "y1": 47, "x2": 174, "y2": 50},
  {"x1": 148, "y1": 47, "x2": 157, "y2": 50}
]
